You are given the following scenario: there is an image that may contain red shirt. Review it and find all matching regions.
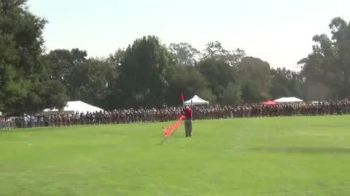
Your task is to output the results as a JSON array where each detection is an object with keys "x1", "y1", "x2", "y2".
[{"x1": 183, "y1": 107, "x2": 192, "y2": 120}]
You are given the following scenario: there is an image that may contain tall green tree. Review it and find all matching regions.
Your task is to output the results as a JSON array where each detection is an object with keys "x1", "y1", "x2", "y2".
[
  {"x1": 102, "y1": 50, "x2": 124, "y2": 109},
  {"x1": 204, "y1": 41, "x2": 228, "y2": 59},
  {"x1": 68, "y1": 59, "x2": 114, "y2": 106},
  {"x1": 196, "y1": 41, "x2": 244, "y2": 104},
  {"x1": 197, "y1": 58, "x2": 239, "y2": 103},
  {"x1": 43, "y1": 49, "x2": 87, "y2": 85},
  {"x1": 221, "y1": 82, "x2": 242, "y2": 105},
  {"x1": 0, "y1": 0, "x2": 63, "y2": 114},
  {"x1": 237, "y1": 57, "x2": 272, "y2": 103},
  {"x1": 116, "y1": 36, "x2": 174, "y2": 107},
  {"x1": 165, "y1": 65, "x2": 209, "y2": 105},
  {"x1": 108, "y1": 49, "x2": 125, "y2": 67},
  {"x1": 204, "y1": 41, "x2": 245, "y2": 66},
  {"x1": 169, "y1": 42, "x2": 200, "y2": 66},
  {"x1": 43, "y1": 49, "x2": 115, "y2": 107},
  {"x1": 270, "y1": 68, "x2": 303, "y2": 99},
  {"x1": 300, "y1": 17, "x2": 350, "y2": 100}
]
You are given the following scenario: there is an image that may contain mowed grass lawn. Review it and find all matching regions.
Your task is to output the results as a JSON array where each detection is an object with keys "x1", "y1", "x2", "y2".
[{"x1": 1, "y1": 116, "x2": 350, "y2": 195}]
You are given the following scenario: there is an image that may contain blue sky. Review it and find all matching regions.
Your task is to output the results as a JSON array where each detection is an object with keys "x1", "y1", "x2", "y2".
[{"x1": 28, "y1": 0, "x2": 350, "y2": 70}]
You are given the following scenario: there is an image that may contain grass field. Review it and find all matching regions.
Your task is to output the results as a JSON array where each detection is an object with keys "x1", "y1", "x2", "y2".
[{"x1": 1, "y1": 116, "x2": 350, "y2": 195}]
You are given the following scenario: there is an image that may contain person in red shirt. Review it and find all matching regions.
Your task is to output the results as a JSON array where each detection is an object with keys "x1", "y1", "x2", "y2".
[{"x1": 183, "y1": 106, "x2": 193, "y2": 137}]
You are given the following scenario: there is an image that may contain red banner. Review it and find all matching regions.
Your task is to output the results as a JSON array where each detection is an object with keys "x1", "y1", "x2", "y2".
[
  {"x1": 180, "y1": 93, "x2": 185, "y2": 103},
  {"x1": 163, "y1": 115, "x2": 186, "y2": 137}
]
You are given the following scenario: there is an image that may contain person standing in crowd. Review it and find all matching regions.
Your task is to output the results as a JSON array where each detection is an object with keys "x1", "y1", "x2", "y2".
[{"x1": 183, "y1": 106, "x2": 193, "y2": 137}]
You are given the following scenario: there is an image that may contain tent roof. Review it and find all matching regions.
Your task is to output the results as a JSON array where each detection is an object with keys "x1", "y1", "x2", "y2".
[
  {"x1": 44, "y1": 101, "x2": 104, "y2": 113},
  {"x1": 43, "y1": 108, "x2": 59, "y2": 112},
  {"x1": 184, "y1": 95, "x2": 209, "y2": 106},
  {"x1": 64, "y1": 101, "x2": 103, "y2": 113},
  {"x1": 274, "y1": 97, "x2": 303, "y2": 103}
]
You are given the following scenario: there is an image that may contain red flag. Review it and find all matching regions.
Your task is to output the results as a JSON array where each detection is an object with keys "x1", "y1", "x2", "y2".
[
  {"x1": 163, "y1": 115, "x2": 186, "y2": 137},
  {"x1": 180, "y1": 93, "x2": 185, "y2": 103}
]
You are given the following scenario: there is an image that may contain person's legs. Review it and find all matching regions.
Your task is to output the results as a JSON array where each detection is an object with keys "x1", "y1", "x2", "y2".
[
  {"x1": 185, "y1": 120, "x2": 190, "y2": 137},
  {"x1": 188, "y1": 120, "x2": 192, "y2": 136}
]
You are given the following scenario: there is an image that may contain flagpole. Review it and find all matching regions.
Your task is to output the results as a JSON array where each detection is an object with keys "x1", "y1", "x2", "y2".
[
  {"x1": 181, "y1": 92, "x2": 185, "y2": 106},
  {"x1": 190, "y1": 98, "x2": 193, "y2": 120}
]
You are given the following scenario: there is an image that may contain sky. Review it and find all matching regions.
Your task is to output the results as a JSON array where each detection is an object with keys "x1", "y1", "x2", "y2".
[{"x1": 27, "y1": 0, "x2": 350, "y2": 71}]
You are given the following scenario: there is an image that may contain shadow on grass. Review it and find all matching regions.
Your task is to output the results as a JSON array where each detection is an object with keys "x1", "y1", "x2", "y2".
[
  {"x1": 250, "y1": 147, "x2": 350, "y2": 154},
  {"x1": 157, "y1": 138, "x2": 168, "y2": 145}
]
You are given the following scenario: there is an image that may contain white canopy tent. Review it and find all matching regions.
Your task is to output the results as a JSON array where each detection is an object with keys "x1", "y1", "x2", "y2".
[
  {"x1": 44, "y1": 101, "x2": 104, "y2": 114},
  {"x1": 184, "y1": 95, "x2": 209, "y2": 106},
  {"x1": 43, "y1": 108, "x2": 59, "y2": 112},
  {"x1": 274, "y1": 97, "x2": 303, "y2": 103}
]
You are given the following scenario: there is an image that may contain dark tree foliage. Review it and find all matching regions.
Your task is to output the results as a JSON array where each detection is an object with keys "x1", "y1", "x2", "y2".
[
  {"x1": 43, "y1": 49, "x2": 116, "y2": 108},
  {"x1": 300, "y1": 17, "x2": 350, "y2": 100},
  {"x1": 197, "y1": 58, "x2": 238, "y2": 103},
  {"x1": 114, "y1": 36, "x2": 175, "y2": 108},
  {"x1": 237, "y1": 57, "x2": 272, "y2": 103},
  {"x1": 270, "y1": 68, "x2": 304, "y2": 99},
  {"x1": 8, "y1": 2, "x2": 349, "y2": 110},
  {"x1": 169, "y1": 42, "x2": 200, "y2": 66},
  {"x1": 0, "y1": 0, "x2": 66, "y2": 114}
]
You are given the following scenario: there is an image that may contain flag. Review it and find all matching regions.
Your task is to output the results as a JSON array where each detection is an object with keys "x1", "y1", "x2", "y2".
[
  {"x1": 180, "y1": 93, "x2": 185, "y2": 103},
  {"x1": 163, "y1": 115, "x2": 186, "y2": 137}
]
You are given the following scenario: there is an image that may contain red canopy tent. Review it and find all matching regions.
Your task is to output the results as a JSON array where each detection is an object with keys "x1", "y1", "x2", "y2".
[{"x1": 262, "y1": 100, "x2": 277, "y2": 106}]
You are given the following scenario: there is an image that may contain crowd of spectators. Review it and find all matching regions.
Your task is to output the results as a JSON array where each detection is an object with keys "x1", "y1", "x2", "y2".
[{"x1": 1, "y1": 100, "x2": 350, "y2": 129}]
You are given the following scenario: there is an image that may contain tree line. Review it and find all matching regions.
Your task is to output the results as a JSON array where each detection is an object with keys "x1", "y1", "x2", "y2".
[{"x1": 1, "y1": 0, "x2": 350, "y2": 115}]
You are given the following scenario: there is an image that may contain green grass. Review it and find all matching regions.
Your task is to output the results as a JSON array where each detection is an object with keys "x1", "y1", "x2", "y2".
[{"x1": 2, "y1": 115, "x2": 350, "y2": 195}]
